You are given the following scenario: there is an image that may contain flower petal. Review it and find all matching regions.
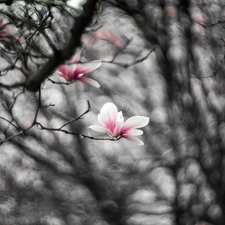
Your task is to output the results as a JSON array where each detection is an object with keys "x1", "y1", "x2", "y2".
[
  {"x1": 98, "y1": 113, "x2": 105, "y2": 127},
  {"x1": 57, "y1": 65, "x2": 67, "y2": 75},
  {"x1": 75, "y1": 60, "x2": 102, "y2": 74},
  {"x1": 123, "y1": 116, "x2": 149, "y2": 129},
  {"x1": 123, "y1": 135, "x2": 144, "y2": 145},
  {"x1": 57, "y1": 65, "x2": 76, "y2": 81},
  {"x1": 68, "y1": 49, "x2": 82, "y2": 63},
  {"x1": 63, "y1": 71, "x2": 75, "y2": 81},
  {"x1": 89, "y1": 125, "x2": 114, "y2": 137},
  {"x1": 78, "y1": 77, "x2": 100, "y2": 88},
  {"x1": 89, "y1": 125, "x2": 108, "y2": 133},
  {"x1": 113, "y1": 112, "x2": 124, "y2": 137},
  {"x1": 77, "y1": 73, "x2": 84, "y2": 78},
  {"x1": 117, "y1": 111, "x2": 124, "y2": 121},
  {"x1": 98, "y1": 102, "x2": 118, "y2": 132},
  {"x1": 126, "y1": 129, "x2": 143, "y2": 136}
]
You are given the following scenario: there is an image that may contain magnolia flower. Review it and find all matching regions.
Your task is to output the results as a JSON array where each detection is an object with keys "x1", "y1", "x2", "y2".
[
  {"x1": 57, "y1": 50, "x2": 102, "y2": 88},
  {"x1": 89, "y1": 102, "x2": 149, "y2": 145},
  {"x1": 0, "y1": 19, "x2": 10, "y2": 39},
  {"x1": 0, "y1": 19, "x2": 23, "y2": 43}
]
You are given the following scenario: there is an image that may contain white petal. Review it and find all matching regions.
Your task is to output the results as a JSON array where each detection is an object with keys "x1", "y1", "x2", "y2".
[
  {"x1": 67, "y1": 64, "x2": 77, "y2": 71},
  {"x1": 78, "y1": 60, "x2": 102, "y2": 73},
  {"x1": 117, "y1": 111, "x2": 124, "y2": 121},
  {"x1": 123, "y1": 116, "x2": 149, "y2": 129},
  {"x1": 126, "y1": 129, "x2": 143, "y2": 136},
  {"x1": 77, "y1": 73, "x2": 84, "y2": 78},
  {"x1": 98, "y1": 113, "x2": 105, "y2": 126},
  {"x1": 99, "y1": 102, "x2": 118, "y2": 129},
  {"x1": 113, "y1": 115, "x2": 124, "y2": 137},
  {"x1": 123, "y1": 135, "x2": 145, "y2": 145},
  {"x1": 68, "y1": 49, "x2": 82, "y2": 63},
  {"x1": 100, "y1": 102, "x2": 118, "y2": 115},
  {"x1": 79, "y1": 77, "x2": 100, "y2": 88},
  {"x1": 88, "y1": 125, "x2": 108, "y2": 133}
]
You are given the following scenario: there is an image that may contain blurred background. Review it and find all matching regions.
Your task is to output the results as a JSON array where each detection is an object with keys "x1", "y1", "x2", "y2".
[{"x1": 0, "y1": 0, "x2": 225, "y2": 225}]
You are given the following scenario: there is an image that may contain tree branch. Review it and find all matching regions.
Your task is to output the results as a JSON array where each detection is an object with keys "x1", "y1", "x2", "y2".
[{"x1": 25, "y1": 0, "x2": 99, "y2": 92}]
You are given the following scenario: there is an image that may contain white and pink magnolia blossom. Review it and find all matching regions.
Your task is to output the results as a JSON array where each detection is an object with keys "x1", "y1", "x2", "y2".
[
  {"x1": 0, "y1": 19, "x2": 10, "y2": 39},
  {"x1": 57, "y1": 50, "x2": 102, "y2": 88},
  {"x1": 0, "y1": 19, "x2": 24, "y2": 43},
  {"x1": 89, "y1": 102, "x2": 149, "y2": 145}
]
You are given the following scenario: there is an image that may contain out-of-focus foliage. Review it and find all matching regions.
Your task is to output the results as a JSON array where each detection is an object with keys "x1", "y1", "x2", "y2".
[{"x1": 0, "y1": 0, "x2": 225, "y2": 225}]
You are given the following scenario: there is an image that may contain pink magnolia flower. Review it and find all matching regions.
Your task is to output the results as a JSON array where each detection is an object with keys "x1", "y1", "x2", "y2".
[
  {"x1": 89, "y1": 102, "x2": 149, "y2": 145},
  {"x1": 0, "y1": 19, "x2": 10, "y2": 39},
  {"x1": 57, "y1": 50, "x2": 101, "y2": 88}
]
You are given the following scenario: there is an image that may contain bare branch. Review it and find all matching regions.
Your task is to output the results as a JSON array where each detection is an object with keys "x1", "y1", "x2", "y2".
[
  {"x1": 59, "y1": 100, "x2": 91, "y2": 129},
  {"x1": 36, "y1": 122, "x2": 115, "y2": 141},
  {"x1": 47, "y1": 77, "x2": 71, "y2": 85},
  {"x1": 0, "y1": 82, "x2": 25, "y2": 89},
  {"x1": 102, "y1": 47, "x2": 155, "y2": 68},
  {"x1": 0, "y1": 116, "x2": 20, "y2": 131}
]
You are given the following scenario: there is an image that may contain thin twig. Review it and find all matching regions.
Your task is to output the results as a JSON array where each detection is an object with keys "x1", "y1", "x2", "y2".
[
  {"x1": 36, "y1": 122, "x2": 115, "y2": 141},
  {"x1": 191, "y1": 38, "x2": 225, "y2": 79},
  {"x1": 0, "y1": 125, "x2": 35, "y2": 145},
  {"x1": 102, "y1": 47, "x2": 155, "y2": 68},
  {"x1": 35, "y1": 100, "x2": 113, "y2": 141},
  {"x1": 59, "y1": 100, "x2": 91, "y2": 129},
  {"x1": 47, "y1": 77, "x2": 71, "y2": 85},
  {"x1": 32, "y1": 86, "x2": 41, "y2": 125},
  {"x1": 0, "y1": 82, "x2": 25, "y2": 89},
  {"x1": 0, "y1": 116, "x2": 20, "y2": 131}
]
